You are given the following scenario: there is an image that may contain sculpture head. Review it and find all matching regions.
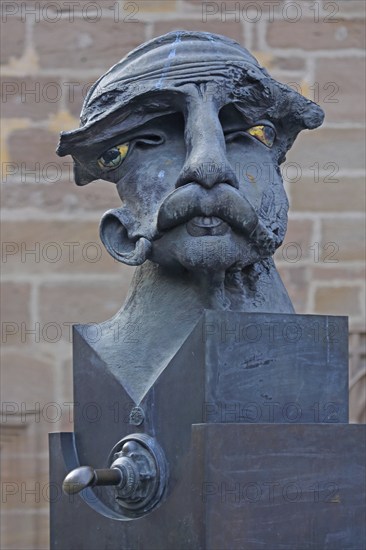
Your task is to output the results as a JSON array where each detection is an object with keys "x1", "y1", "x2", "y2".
[{"x1": 57, "y1": 31, "x2": 324, "y2": 277}]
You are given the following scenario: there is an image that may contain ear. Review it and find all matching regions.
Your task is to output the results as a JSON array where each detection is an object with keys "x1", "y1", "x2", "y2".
[{"x1": 100, "y1": 208, "x2": 152, "y2": 266}]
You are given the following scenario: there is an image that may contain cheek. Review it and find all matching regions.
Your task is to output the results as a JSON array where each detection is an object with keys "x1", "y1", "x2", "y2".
[
  {"x1": 227, "y1": 145, "x2": 279, "y2": 208},
  {"x1": 117, "y1": 144, "x2": 187, "y2": 205}
]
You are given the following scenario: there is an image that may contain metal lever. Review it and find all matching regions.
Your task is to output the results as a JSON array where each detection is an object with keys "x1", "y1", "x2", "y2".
[
  {"x1": 63, "y1": 465, "x2": 124, "y2": 495},
  {"x1": 62, "y1": 434, "x2": 167, "y2": 518}
]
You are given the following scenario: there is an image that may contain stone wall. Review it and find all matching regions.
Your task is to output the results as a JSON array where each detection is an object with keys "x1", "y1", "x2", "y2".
[{"x1": 1, "y1": 1, "x2": 365, "y2": 548}]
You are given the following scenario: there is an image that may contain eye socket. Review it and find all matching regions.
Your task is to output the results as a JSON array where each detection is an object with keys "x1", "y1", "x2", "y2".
[
  {"x1": 98, "y1": 143, "x2": 129, "y2": 170},
  {"x1": 246, "y1": 125, "x2": 275, "y2": 147}
]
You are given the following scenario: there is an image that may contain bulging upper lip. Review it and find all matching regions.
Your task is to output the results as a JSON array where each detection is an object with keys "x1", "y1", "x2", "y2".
[
  {"x1": 186, "y1": 216, "x2": 229, "y2": 237},
  {"x1": 189, "y1": 216, "x2": 224, "y2": 228}
]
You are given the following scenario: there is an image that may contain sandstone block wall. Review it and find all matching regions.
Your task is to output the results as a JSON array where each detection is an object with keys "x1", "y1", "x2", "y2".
[{"x1": 1, "y1": 1, "x2": 365, "y2": 547}]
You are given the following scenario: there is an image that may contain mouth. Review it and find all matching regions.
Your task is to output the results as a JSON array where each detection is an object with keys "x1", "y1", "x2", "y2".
[
  {"x1": 186, "y1": 216, "x2": 229, "y2": 237},
  {"x1": 157, "y1": 184, "x2": 258, "y2": 235},
  {"x1": 157, "y1": 183, "x2": 279, "y2": 255}
]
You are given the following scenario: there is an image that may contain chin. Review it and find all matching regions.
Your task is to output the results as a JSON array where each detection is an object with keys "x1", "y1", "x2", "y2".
[{"x1": 151, "y1": 224, "x2": 263, "y2": 272}]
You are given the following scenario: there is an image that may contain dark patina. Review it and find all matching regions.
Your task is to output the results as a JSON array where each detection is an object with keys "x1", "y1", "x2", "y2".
[
  {"x1": 57, "y1": 31, "x2": 323, "y2": 311},
  {"x1": 50, "y1": 32, "x2": 365, "y2": 549}
]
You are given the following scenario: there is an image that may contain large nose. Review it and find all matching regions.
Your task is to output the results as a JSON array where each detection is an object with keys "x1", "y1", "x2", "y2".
[{"x1": 176, "y1": 99, "x2": 239, "y2": 190}]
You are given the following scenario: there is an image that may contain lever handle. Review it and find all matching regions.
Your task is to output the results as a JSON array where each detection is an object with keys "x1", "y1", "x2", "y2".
[
  {"x1": 63, "y1": 466, "x2": 123, "y2": 495},
  {"x1": 62, "y1": 434, "x2": 167, "y2": 518}
]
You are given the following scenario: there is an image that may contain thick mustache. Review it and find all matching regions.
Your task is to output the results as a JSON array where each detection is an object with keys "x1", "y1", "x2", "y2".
[
  {"x1": 158, "y1": 183, "x2": 257, "y2": 233},
  {"x1": 157, "y1": 183, "x2": 278, "y2": 255}
]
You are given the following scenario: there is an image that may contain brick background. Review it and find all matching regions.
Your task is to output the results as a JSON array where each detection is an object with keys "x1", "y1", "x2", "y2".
[{"x1": 1, "y1": 0, "x2": 365, "y2": 547}]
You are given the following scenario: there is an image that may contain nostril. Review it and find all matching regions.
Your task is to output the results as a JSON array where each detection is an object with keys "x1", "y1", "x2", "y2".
[
  {"x1": 176, "y1": 161, "x2": 239, "y2": 190},
  {"x1": 175, "y1": 163, "x2": 204, "y2": 188},
  {"x1": 175, "y1": 171, "x2": 194, "y2": 189}
]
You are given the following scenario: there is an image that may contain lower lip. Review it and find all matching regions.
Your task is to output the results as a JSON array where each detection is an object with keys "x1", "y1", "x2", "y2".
[{"x1": 186, "y1": 216, "x2": 229, "y2": 237}]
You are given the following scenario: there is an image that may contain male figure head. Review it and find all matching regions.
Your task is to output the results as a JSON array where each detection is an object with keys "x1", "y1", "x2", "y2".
[{"x1": 57, "y1": 31, "x2": 323, "y2": 307}]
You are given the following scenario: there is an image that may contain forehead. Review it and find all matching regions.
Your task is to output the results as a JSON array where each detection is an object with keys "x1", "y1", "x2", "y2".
[
  {"x1": 56, "y1": 33, "x2": 324, "y2": 171},
  {"x1": 82, "y1": 38, "x2": 268, "y2": 124}
]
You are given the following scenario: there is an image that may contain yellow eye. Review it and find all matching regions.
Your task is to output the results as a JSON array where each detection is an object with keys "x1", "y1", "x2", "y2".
[
  {"x1": 98, "y1": 143, "x2": 129, "y2": 169},
  {"x1": 247, "y1": 125, "x2": 275, "y2": 147}
]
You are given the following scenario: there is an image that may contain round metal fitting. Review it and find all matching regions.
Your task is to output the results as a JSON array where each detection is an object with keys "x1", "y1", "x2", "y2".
[{"x1": 108, "y1": 433, "x2": 167, "y2": 518}]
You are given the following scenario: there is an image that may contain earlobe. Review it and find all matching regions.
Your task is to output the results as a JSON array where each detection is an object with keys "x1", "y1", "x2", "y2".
[{"x1": 100, "y1": 208, "x2": 152, "y2": 266}]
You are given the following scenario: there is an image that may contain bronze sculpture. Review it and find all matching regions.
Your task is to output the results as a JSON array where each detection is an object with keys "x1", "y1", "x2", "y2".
[
  {"x1": 56, "y1": 31, "x2": 325, "y2": 403},
  {"x1": 50, "y1": 32, "x2": 365, "y2": 549},
  {"x1": 57, "y1": 30, "x2": 323, "y2": 312}
]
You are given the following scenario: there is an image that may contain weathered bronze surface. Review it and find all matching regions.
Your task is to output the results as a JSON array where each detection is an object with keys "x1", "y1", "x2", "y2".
[
  {"x1": 56, "y1": 31, "x2": 325, "y2": 402},
  {"x1": 50, "y1": 312, "x2": 365, "y2": 549},
  {"x1": 57, "y1": 30, "x2": 323, "y2": 308},
  {"x1": 50, "y1": 32, "x2": 365, "y2": 549}
]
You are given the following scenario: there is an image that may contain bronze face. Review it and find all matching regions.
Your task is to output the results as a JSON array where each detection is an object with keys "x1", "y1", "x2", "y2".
[{"x1": 57, "y1": 31, "x2": 324, "y2": 275}]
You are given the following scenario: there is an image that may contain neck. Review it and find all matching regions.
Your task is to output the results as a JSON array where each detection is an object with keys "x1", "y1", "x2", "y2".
[
  {"x1": 88, "y1": 259, "x2": 294, "y2": 404},
  {"x1": 123, "y1": 259, "x2": 294, "y2": 314}
]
